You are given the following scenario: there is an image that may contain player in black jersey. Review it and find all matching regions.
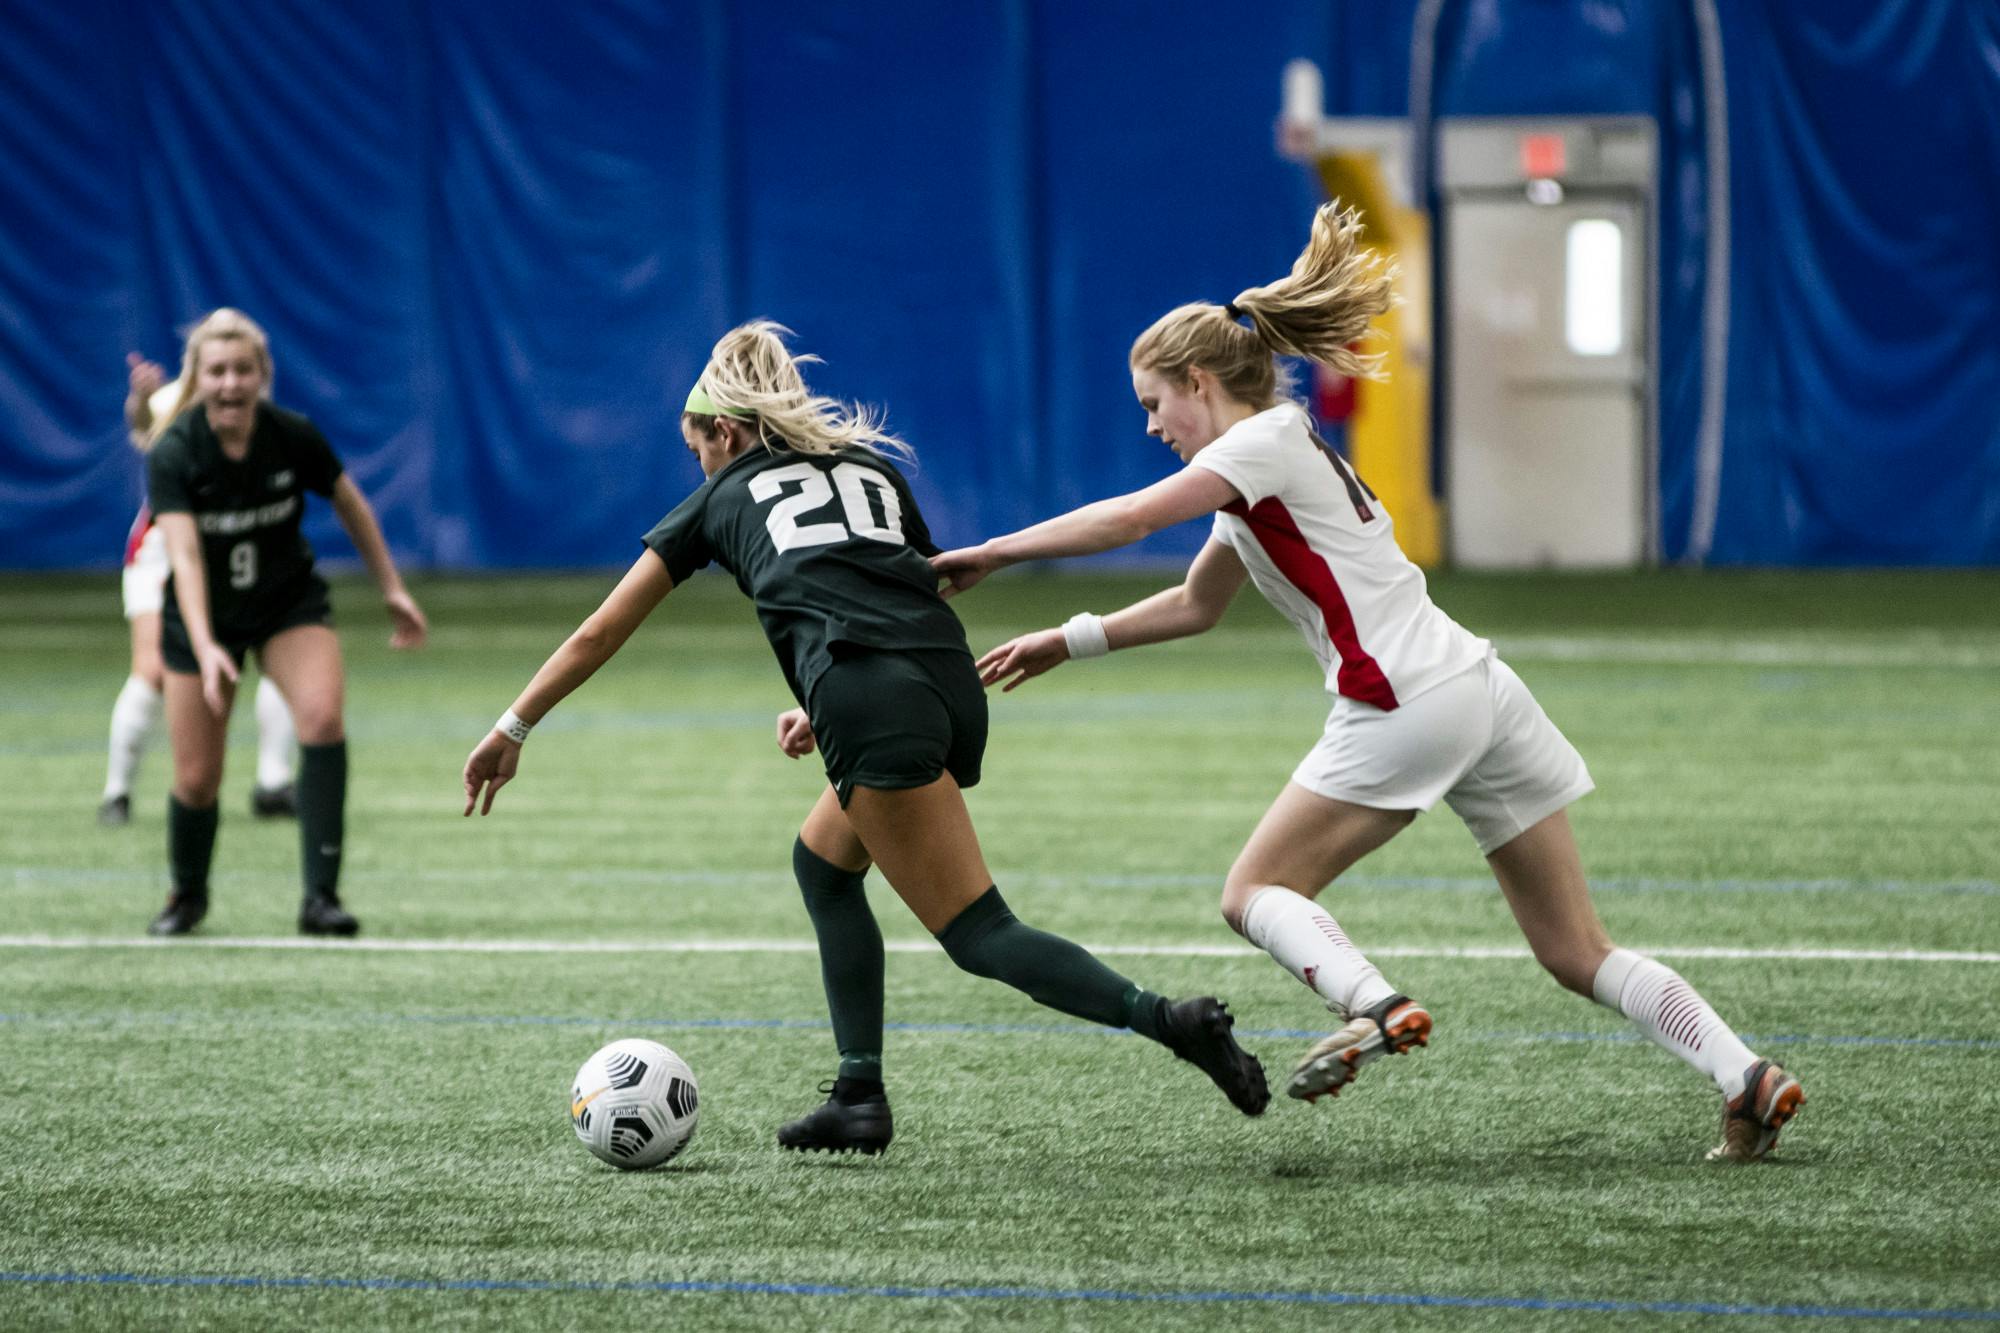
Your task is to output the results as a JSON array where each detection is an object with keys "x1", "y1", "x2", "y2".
[
  {"x1": 145, "y1": 309, "x2": 428, "y2": 937},
  {"x1": 463, "y1": 322, "x2": 1269, "y2": 1153}
]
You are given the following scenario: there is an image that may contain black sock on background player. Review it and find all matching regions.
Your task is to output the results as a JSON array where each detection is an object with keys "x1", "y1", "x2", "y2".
[
  {"x1": 297, "y1": 741, "x2": 357, "y2": 935},
  {"x1": 151, "y1": 795, "x2": 218, "y2": 935}
]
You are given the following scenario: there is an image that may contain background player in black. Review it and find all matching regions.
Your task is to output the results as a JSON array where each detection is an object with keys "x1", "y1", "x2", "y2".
[
  {"x1": 463, "y1": 321, "x2": 1269, "y2": 1153},
  {"x1": 146, "y1": 309, "x2": 428, "y2": 936}
]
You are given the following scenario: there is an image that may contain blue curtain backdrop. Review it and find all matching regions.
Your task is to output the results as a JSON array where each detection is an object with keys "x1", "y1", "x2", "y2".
[{"x1": 2, "y1": 0, "x2": 1995, "y2": 570}]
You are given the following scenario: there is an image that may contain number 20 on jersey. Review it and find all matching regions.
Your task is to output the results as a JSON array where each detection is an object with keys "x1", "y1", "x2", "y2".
[{"x1": 750, "y1": 461, "x2": 904, "y2": 553}]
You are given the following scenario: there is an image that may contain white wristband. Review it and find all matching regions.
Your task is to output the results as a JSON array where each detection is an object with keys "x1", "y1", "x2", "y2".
[
  {"x1": 496, "y1": 709, "x2": 532, "y2": 744},
  {"x1": 1061, "y1": 612, "x2": 1110, "y2": 660}
]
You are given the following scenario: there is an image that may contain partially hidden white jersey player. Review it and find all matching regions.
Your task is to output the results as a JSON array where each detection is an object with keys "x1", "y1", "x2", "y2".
[
  {"x1": 932, "y1": 201, "x2": 1803, "y2": 1164},
  {"x1": 102, "y1": 368, "x2": 298, "y2": 825}
]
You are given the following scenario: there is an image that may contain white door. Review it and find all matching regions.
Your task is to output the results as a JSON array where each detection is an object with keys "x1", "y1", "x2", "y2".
[{"x1": 1446, "y1": 195, "x2": 1647, "y2": 567}]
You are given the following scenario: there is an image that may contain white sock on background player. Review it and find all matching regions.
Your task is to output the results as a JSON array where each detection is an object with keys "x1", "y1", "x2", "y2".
[
  {"x1": 1592, "y1": 948, "x2": 1758, "y2": 1100},
  {"x1": 1240, "y1": 885, "x2": 1398, "y2": 1017},
  {"x1": 103, "y1": 675, "x2": 163, "y2": 799},
  {"x1": 253, "y1": 675, "x2": 296, "y2": 791}
]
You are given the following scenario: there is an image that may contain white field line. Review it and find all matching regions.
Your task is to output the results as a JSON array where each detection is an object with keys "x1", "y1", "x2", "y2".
[{"x1": 0, "y1": 935, "x2": 1994, "y2": 964}]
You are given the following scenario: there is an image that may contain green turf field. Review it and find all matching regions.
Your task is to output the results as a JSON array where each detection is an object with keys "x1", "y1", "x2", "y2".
[{"x1": 2, "y1": 568, "x2": 1997, "y2": 1330}]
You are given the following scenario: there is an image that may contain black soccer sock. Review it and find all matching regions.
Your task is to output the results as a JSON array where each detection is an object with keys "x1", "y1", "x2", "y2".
[
  {"x1": 1123, "y1": 985, "x2": 1171, "y2": 1043},
  {"x1": 167, "y1": 795, "x2": 219, "y2": 899},
  {"x1": 297, "y1": 741, "x2": 347, "y2": 899},
  {"x1": 935, "y1": 886, "x2": 1169, "y2": 1035},
  {"x1": 794, "y1": 838, "x2": 885, "y2": 1082},
  {"x1": 831, "y1": 1075, "x2": 886, "y2": 1106}
]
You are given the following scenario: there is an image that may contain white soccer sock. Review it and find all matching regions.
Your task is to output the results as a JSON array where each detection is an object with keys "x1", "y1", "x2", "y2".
[
  {"x1": 1239, "y1": 885, "x2": 1398, "y2": 1018},
  {"x1": 254, "y1": 675, "x2": 297, "y2": 790},
  {"x1": 104, "y1": 675, "x2": 164, "y2": 798},
  {"x1": 1592, "y1": 947, "x2": 1758, "y2": 1100}
]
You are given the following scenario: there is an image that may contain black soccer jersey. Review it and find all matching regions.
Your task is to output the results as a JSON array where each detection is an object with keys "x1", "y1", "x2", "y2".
[
  {"x1": 643, "y1": 444, "x2": 970, "y2": 703},
  {"x1": 147, "y1": 402, "x2": 343, "y2": 636}
]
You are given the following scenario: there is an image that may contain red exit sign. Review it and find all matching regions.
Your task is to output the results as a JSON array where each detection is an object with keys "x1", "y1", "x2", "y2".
[{"x1": 1520, "y1": 132, "x2": 1567, "y2": 179}]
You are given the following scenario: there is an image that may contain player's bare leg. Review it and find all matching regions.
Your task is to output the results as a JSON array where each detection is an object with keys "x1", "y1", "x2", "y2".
[
  {"x1": 1223, "y1": 783, "x2": 1430, "y2": 1101},
  {"x1": 152, "y1": 668, "x2": 234, "y2": 934},
  {"x1": 1489, "y1": 810, "x2": 1803, "y2": 1160},
  {"x1": 799, "y1": 783, "x2": 869, "y2": 872},
  {"x1": 844, "y1": 775, "x2": 1268, "y2": 1116},
  {"x1": 779, "y1": 785, "x2": 893, "y2": 1155},
  {"x1": 259, "y1": 625, "x2": 356, "y2": 935},
  {"x1": 1485, "y1": 809, "x2": 1613, "y2": 995}
]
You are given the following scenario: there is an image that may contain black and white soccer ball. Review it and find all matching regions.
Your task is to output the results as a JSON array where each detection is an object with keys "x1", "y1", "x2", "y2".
[{"x1": 569, "y1": 1039, "x2": 699, "y2": 1170}]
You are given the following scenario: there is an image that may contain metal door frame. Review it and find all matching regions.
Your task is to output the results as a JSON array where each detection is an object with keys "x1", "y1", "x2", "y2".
[{"x1": 1436, "y1": 115, "x2": 1660, "y2": 565}]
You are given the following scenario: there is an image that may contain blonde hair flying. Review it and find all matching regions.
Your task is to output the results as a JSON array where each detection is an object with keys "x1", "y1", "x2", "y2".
[
  {"x1": 685, "y1": 320, "x2": 911, "y2": 462},
  {"x1": 141, "y1": 308, "x2": 276, "y2": 448},
  {"x1": 1128, "y1": 201, "x2": 1395, "y2": 409}
]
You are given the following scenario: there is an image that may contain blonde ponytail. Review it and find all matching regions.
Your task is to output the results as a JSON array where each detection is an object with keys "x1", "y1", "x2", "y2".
[
  {"x1": 1129, "y1": 201, "x2": 1396, "y2": 408},
  {"x1": 686, "y1": 321, "x2": 911, "y2": 462}
]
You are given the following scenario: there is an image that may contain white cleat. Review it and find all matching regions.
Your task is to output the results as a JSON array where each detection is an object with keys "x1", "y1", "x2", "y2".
[
  {"x1": 1287, "y1": 993, "x2": 1432, "y2": 1103},
  {"x1": 1707, "y1": 1059, "x2": 1805, "y2": 1163}
]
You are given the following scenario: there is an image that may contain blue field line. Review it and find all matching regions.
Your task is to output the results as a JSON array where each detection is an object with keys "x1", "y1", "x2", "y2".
[
  {"x1": 3, "y1": 1007, "x2": 1995, "y2": 1051},
  {"x1": 9, "y1": 864, "x2": 1999, "y2": 895},
  {"x1": 0, "y1": 1269, "x2": 1993, "y2": 1321}
]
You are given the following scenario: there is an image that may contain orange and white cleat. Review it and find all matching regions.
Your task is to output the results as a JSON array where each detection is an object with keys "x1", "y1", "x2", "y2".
[
  {"x1": 1707, "y1": 1059, "x2": 1804, "y2": 1162},
  {"x1": 1287, "y1": 993, "x2": 1431, "y2": 1103}
]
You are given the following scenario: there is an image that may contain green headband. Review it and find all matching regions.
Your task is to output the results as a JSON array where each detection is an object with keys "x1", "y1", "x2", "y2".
[{"x1": 684, "y1": 382, "x2": 754, "y2": 420}]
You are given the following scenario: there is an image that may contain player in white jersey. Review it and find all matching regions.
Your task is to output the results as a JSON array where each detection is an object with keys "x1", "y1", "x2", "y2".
[
  {"x1": 101, "y1": 352, "x2": 299, "y2": 826},
  {"x1": 932, "y1": 202, "x2": 1803, "y2": 1163}
]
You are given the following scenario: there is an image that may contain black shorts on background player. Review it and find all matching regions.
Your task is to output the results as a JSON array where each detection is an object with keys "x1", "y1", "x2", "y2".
[{"x1": 159, "y1": 578, "x2": 331, "y2": 674}]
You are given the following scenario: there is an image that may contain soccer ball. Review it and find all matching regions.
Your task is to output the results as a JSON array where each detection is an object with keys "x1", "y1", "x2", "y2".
[{"x1": 569, "y1": 1038, "x2": 699, "y2": 1170}]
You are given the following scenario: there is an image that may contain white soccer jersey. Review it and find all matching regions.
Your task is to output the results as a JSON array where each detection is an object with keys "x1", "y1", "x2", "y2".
[{"x1": 1191, "y1": 403, "x2": 1487, "y2": 710}]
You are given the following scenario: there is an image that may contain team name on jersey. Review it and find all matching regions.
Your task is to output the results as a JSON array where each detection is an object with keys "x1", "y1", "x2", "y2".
[{"x1": 195, "y1": 495, "x2": 300, "y2": 535}]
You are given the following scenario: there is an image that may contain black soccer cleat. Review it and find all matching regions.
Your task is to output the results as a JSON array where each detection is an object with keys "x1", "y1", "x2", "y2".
[
  {"x1": 147, "y1": 893, "x2": 208, "y2": 936},
  {"x1": 98, "y1": 794, "x2": 132, "y2": 827},
  {"x1": 298, "y1": 892, "x2": 360, "y2": 937},
  {"x1": 778, "y1": 1083, "x2": 894, "y2": 1156},
  {"x1": 251, "y1": 783, "x2": 297, "y2": 819},
  {"x1": 1160, "y1": 996, "x2": 1270, "y2": 1116}
]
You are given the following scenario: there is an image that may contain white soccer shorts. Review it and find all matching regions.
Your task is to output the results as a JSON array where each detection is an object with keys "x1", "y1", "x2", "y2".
[
  {"x1": 121, "y1": 524, "x2": 168, "y2": 619},
  {"x1": 1290, "y1": 652, "x2": 1594, "y2": 855}
]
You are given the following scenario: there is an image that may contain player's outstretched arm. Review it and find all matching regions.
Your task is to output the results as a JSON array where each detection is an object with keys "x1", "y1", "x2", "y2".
[
  {"x1": 931, "y1": 469, "x2": 1240, "y2": 596},
  {"x1": 463, "y1": 551, "x2": 675, "y2": 816},
  {"x1": 331, "y1": 475, "x2": 428, "y2": 650},
  {"x1": 979, "y1": 538, "x2": 1247, "y2": 692}
]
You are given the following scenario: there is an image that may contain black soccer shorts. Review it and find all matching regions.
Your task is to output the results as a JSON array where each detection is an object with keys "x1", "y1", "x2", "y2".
[
  {"x1": 806, "y1": 645, "x2": 987, "y2": 808},
  {"x1": 160, "y1": 575, "x2": 334, "y2": 675}
]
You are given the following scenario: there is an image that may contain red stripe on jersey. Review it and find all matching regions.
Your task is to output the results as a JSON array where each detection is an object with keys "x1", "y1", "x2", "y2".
[
  {"x1": 1226, "y1": 497, "x2": 1399, "y2": 711},
  {"x1": 122, "y1": 504, "x2": 153, "y2": 568}
]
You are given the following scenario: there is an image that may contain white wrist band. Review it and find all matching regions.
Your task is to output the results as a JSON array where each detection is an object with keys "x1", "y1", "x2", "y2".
[
  {"x1": 496, "y1": 709, "x2": 532, "y2": 744},
  {"x1": 1061, "y1": 612, "x2": 1110, "y2": 660}
]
